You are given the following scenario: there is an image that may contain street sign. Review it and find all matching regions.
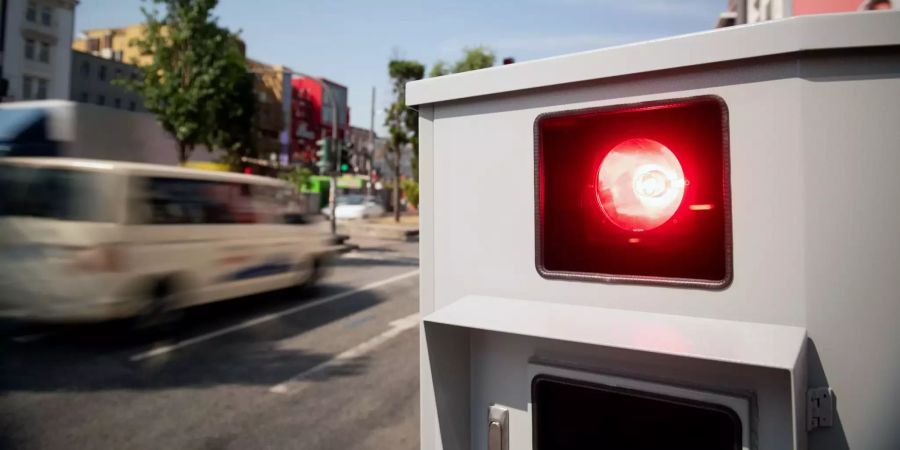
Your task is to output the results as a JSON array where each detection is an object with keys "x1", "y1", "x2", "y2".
[{"x1": 409, "y1": 11, "x2": 900, "y2": 450}]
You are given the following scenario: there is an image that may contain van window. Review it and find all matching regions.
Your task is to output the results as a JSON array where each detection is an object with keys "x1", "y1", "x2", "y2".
[
  {"x1": 134, "y1": 177, "x2": 279, "y2": 225},
  {"x1": 251, "y1": 184, "x2": 291, "y2": 223},
  {"x1": 0, "y1": 165, "x2": 115, "y2": 222}
]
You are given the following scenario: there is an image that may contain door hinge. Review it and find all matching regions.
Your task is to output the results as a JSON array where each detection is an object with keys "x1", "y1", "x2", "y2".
[{"x1": 807, "y1": 387, "x2": 834, "y2": 431}]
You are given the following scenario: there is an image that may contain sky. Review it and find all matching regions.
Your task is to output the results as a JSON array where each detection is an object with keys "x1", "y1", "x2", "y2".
[{"x1": 74, "y1": 0, "x2": 727, "y2": 134}]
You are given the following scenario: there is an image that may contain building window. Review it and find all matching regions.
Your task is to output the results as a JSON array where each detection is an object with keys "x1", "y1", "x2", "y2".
[
  {"x1": 114, "y1": 98, "x2": 121, "y2": 109},
  {"x1": 24, "y1": 39, "x2": 35, "y2": 60},
  {"x1": 22, "y1": 76, "x2": 47, "y2": 100},
  {"x1": 81, "y1": 91, "x2": 89, "y2": 102},
  {"x1": 80, "y1": 61, "x2": 90, "y2": 78},
  {"x1": 114, "y1": 68, "x2": 122, "y2": 81},
  {"x1": 25, "y1": 2, "x2": 36, "y2": 22},
  {"x1": 40, "y1": 6, "x2": 52, "y2": 26},
  {"x1": 128, "y1": 101, "x2": 136, "y2": 111},
  {"x1": 23, "y1": 76, "x2": 34, "y2": 99},
  {"x1": 99, "y1": 65, "x2": 107, "y2": 81},
  {"x1": 38, "y1": 42, "x2": 49, "y2": 63},
  {"x1": 36, "y1": 79, "x2": 47, "y2": 99},
  {"x1": 97, "y1": 94, "x2": 105, "y2": 106},
  {"x1": 87, "y1": 38, "x2": 99, "y2": 52}
]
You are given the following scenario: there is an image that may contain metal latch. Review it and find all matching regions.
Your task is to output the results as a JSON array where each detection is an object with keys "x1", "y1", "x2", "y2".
[
  {"x1": 488, "y1": 405, "x2": 509, "y2": 450},
  {"x1": 807, "y1": 387, "x2": 834, "y2": 430}
]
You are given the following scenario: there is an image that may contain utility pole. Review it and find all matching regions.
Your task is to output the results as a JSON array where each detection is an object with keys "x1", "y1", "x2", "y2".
[
  {"x1": 367, "y1": 86, "x2": 375, "y2": 198},
  {"x1": 325, "y1": 80, "x2": 339, "y2": 235}
]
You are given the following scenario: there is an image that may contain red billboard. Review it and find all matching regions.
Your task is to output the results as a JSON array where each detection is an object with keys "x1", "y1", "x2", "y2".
[{"x1": 290, "y1": 77, "x2": 350, "y2": 163}]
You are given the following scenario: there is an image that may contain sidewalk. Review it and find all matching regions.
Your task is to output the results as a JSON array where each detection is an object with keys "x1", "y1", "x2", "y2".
[
  {"x1": 311, "y1": 214, "x2": 420, "y2": 242},
  {"x1": 365, "y1": 215, "x2": 419, "y2": 227},
  {"x1": 340, "y1": 214, "x2": 419, "y2": 242}
]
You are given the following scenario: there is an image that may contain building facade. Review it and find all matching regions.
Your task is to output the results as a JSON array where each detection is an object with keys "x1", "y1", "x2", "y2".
[
  {"x1": 290, "y1": 76, "x2": 350, "y2": 165},
  {"x1": 72, "y1": 23, "x2": 248, "y2": 66},
  {"x1": 72, "y1": 23, "x2": 149, "y2": 65},
  {"x1": 246, "y1": 58, "x2": 291, "y2": 161},
  {"x1": 1, "y1": 0, "x2": 77, "y2": 101},
  {"x1": 70, "y1": 23, "x2": 357, "y2": 170},
  {"x1": 718, "y1": 0, "x2": 895, "y2": 26},
  {"x1": 345, "y1": 125, "x2": 374, "y2": 174},
  {"x1": 69, "y1": 49, "x2": 143, "y2": 111}
]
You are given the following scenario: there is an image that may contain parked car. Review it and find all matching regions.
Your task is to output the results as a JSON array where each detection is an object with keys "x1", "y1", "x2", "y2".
[{"x1": 322, "y1": 195, "x2": 384, "y2": 220}]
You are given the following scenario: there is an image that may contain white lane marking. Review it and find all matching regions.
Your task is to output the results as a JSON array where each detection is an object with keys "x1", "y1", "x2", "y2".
[
  {"x1": 129, "y1": 269, "x2": 420, "y2": 362},
  {"x1": 11, "y1": 333, "x2": 49, "y2": 343},
  {"x1": 270, "y1": 312, "x2": 419, "y2": 394}
]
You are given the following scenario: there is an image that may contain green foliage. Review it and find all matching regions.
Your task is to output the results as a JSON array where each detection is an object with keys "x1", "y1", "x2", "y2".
[
  {"x1": 428, "y1": 60, "x2": 450, "y2": 78},
  {"x1": 283, "y1": 166, "x2": 314, "y2": 192},
  {"x1": 385, "y1": 58, "x2": 424, "y2": 221},
  {"x1": 213, "y1": 70, "x2": 257, "y2": 169},
  {"x1": 124, "y1": 0, "x2": 256, "y2": 164},
  {"x1": 429, "y1": 46, "x2": 496, "y2": 80},
  {"x1": 453, "y1": 45, "x2": 496, "y2": 73},
  {"x1": 385, "y1": 59, "x2": 424, "y2": 180},
  {"x1": 401, "y1": 179, "x2": 419, "y2": 209}
]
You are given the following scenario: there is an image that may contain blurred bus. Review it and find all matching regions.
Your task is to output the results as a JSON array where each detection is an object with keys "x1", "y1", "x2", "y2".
[
  {"x1": 0, "y1": 157, "x2": 334, "y2": 323},
  {"x1": 0, "y1": 100, "x2": 207, "y2": 165}
]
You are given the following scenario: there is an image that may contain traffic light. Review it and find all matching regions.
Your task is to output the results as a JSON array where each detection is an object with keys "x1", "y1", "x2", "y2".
[
  {"x1": 339, "y1": 141, "x2": 353, "y2": 173},
  {"x1": 315, "y1": 137, "x2": 332, "y2": 174}
]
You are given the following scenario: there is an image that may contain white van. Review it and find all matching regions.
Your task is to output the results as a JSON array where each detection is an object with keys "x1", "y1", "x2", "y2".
[{"x1": 0, "y1": 157, "x2": 336, "y2": 322}]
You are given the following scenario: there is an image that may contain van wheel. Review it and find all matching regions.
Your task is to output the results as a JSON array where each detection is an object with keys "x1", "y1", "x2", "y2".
[
  {"x1": 297, "y1": 256, "x2": 327, "y2": 290},
  {"x1": 134, "y1": 279, "x2": 184, "y2": 332}
]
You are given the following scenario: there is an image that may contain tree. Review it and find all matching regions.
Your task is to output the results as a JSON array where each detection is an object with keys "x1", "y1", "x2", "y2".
[
  {"x1": 401, "y1": 178, "x2": 419, "y2": 210},
  {"x1": 126, "y1": 0, "x2": 255, "y2": 164},
  {"x1": 429, "y1": 46, "x2": 497, "y2": 79},
  {"x1": 453, "y1": 45, "x2": 496, "y2": 73},
  {"x1": 214, "y1": 70, "x2": 257, "y2": 170},
  {"x1": 429, "y1": 60, "x2": 450, "y2": 78},
  {"x1": 385, "y1": 59, "x2": 424, "y2": 222}
]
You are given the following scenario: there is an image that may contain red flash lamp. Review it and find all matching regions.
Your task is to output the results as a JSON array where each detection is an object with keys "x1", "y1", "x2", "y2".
[
  {"x1": 596, "y1": 138, "x2": 685, "y2": 232},
  {"x1": 535, "y1": 96, "x2": 732, "y2": 288}
]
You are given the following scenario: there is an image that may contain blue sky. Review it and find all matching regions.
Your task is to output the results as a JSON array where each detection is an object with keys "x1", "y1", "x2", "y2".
[{"x1": 75, "y1": 0, "x2": 726, "y2": 133}]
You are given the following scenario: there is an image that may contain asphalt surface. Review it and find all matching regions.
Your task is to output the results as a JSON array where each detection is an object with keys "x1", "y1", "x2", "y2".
[{"x1": 0, "y1": 238, "x2": 420, "y2": 450}]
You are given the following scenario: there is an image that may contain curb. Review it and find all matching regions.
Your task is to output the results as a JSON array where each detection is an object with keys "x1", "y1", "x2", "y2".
[{"x1": 338, "y1": 223, "x2": 419, "y2": 242}]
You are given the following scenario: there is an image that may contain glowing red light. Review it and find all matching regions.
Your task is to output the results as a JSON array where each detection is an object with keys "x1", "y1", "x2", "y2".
[{"x1": 596, "y1": 138, "x2": 685, "y2": 232}]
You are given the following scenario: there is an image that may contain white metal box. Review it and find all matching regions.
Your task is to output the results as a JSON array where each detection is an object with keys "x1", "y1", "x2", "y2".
[{"x1": 411, "y1": 12, "x2": 900, "y2": 450}]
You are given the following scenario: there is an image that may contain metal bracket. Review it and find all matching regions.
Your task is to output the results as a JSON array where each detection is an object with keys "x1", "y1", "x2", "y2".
[
  {"x1": 807, "y1": 387, "x2": 834, "y2": 431},
  {"x1": 488, "y1": 405, "x2": 509, "y2": 450}
]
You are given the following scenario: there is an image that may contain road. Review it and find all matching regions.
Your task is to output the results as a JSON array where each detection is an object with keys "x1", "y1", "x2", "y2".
[{"x1": 0, "y1": 238, "x2": 420, "y2": 450}]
